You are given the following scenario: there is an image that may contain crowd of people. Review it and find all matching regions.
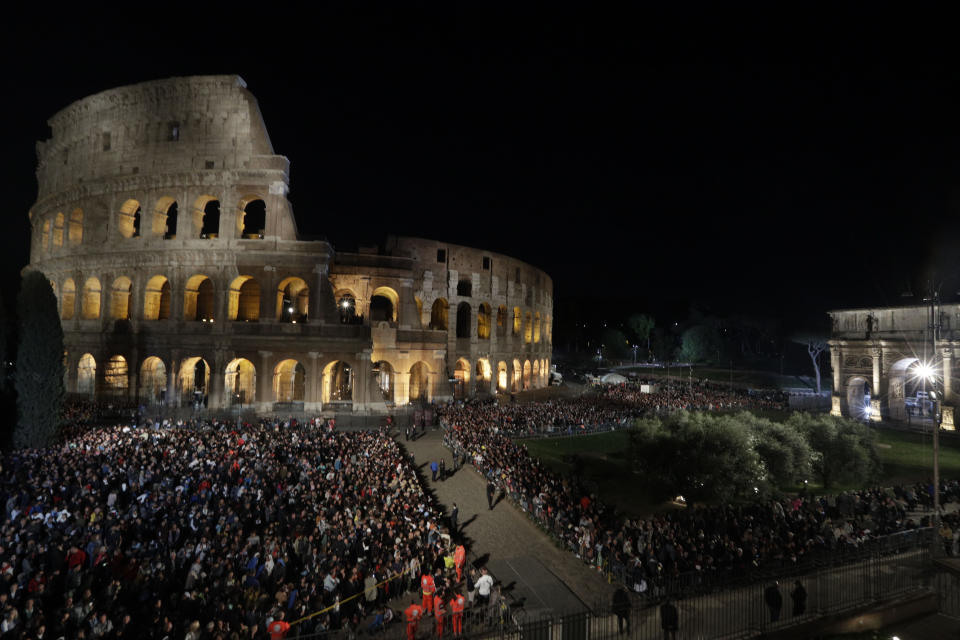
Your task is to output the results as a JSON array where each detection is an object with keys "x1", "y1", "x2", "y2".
[
  {"x1": 437, "y1": 381, "x2": 789, "y2": 438},
  {"x1": 0, "y1": 417, "x2": 460, "y2": 639},
  {"x1": 597, "y1": 380, "x2": 789, "y2": 414},
  {"x1": 439, "y1": 396, "x2": 941, "y2": 600}
]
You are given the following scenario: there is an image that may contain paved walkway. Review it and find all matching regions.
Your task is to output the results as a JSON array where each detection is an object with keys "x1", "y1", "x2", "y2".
[{"x1": 399, "y1": 426, "x2": 613, "y2": 616}]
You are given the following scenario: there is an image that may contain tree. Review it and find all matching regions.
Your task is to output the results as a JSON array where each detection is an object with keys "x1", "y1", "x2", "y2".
[
  {"x1": 677, "y1": 323, "x2": 726, "y2": 364},
  {"x1": 792, "y1": 333, "x2": 828, "y2": 393},
  {"x1": 786, "y1": 413, "x2": 881, "y2": 489},
  {"x1": 628, "y1": 313, "x2": 655, "y2": 358},
  {"x1": 628, "y1": 412, "x2": 762, "y2": 502},
  {"x1": 736, "y1": 412, "x2": 812, "y2": 488},
  {"x1": 14, "y1": 271, "x2": 65, "y2": 449}
]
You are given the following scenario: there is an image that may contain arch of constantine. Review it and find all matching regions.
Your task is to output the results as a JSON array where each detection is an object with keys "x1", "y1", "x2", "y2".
[
  {"x1": 828, "y1": 305, "x2": 956, "y2": 429},
  {"x1": 26, "y1": 75, "x2": 552, "y2": 413}
]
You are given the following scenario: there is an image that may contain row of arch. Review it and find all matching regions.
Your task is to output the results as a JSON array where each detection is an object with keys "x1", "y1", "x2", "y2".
[
  {"x1": 55, "y1": 274, "x2": 311, "y2": 323},
  {"x1": 423, "y1": 298, "x2": 547, "y2": 343},
  {"x1": 54, "y1": 273, "x2": 552, "y2": 342},
  {"x1": 74, "y1": 353, "x2": 436, "y2": 405},
  {"x1": 37, "y1": 195, "x2": 269, "y2": 254},
  {"x1": 451, "y1": 356, "x2": 550, "y2": 395}
]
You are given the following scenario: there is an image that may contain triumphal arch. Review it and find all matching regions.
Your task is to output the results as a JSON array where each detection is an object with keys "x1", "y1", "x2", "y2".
[
  {"x1": 828, "y1": 305, "x2": 956, "y2": 429},
  {"x1": 26, "y1": 75, "x2": 553, "y2": 413}
]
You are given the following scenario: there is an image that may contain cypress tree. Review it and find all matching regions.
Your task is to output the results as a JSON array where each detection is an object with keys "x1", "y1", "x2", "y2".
[{"x1": 14, "y1": 270, "x2": 64, "y2": 448}]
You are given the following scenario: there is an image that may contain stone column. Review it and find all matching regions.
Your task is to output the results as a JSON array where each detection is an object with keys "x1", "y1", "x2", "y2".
[
  {"x1": 169, "y1": 266, "x2": 184, "y2": 322},
  {"x1": 943, "y1": 347, "x2": 953, "y2": 401},
  {"x1": 352, "y1": 354, "x2": 371, "y2": 409},
  {"x1": 830, "y1": 343, "x2": 842, "y2": 393},
  {"x1": 210, "y1": 351, "x2": 225, "y2": 409},
  {"x1": 872, "y1": 348, "x2": 882, "y2": 397},
  {"x1": 128, "y1": 349, "x2": 139, "y2": 403},
  {"x1": 306, "y1": 352, "x2": 321, "y2": 410},
  {"x1": 313, "y1": 263, "x2": 339, "y2": 323},
  {"x1": 398, "y1": 278, "x2": 419, "y2": 329},
  {"x1": 258, "y1": 351, "x2": 273, "y2": 408},
  {"x1": 167, "y1": 351, "x2": 180, "y2": 408}
]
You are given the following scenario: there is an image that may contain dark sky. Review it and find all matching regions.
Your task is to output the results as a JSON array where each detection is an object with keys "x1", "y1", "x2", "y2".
[{"x1": 3, "y1": 9, "x2": 959, "y2": 336}]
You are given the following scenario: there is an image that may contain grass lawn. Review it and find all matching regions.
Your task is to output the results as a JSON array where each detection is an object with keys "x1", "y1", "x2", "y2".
[{"x1": 520, "y1": 424, "x2": 960, "y2": 517}]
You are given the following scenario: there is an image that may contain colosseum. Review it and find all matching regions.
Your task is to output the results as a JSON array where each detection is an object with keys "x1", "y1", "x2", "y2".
[{"x1": 25, "y1": 75, "x2": 553, "y2": 414}]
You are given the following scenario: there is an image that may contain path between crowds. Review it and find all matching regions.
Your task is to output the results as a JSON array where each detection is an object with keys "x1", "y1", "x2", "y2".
[{"x1": 398, "y1": 426, "x2": 613, "y2": 616}]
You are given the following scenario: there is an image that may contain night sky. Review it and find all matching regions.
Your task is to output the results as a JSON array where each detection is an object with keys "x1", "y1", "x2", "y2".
[{"x1": 3, "y1": 9, "x2": 959, "y2": 340}]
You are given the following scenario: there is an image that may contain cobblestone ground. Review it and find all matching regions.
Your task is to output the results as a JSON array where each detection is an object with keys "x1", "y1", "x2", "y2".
[{"x1": 398, "y1": 426, "x2": 613, "y2": 613}]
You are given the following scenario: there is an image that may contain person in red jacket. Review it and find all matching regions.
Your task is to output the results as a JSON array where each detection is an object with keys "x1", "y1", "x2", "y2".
[
  {"x1": 421, "y1": 572, "x2": 436, "y2": 615},
  {"x1": 434, "y1": 592, "x2": 446, "y2": 637},
  {"x1": 450, "y1": 590, "x2": 466, "y2": 637},
  {"x1": 405, "y1": 601, "x2": 425, "y2": 640},
  {"x1": 267, "y1": 611, "x2": 291, "y2": 640},
  {"x1": 454, "y1": 545, "x2": 466, "y2": 582}
]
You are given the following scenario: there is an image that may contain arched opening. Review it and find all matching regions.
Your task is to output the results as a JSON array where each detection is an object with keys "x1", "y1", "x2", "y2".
[
  {"x1": 192, "y1": 195, "x2": 220, "y2": 238},
  {"x1": 225, "y1": 358, "x2": 256, "y2": 405},
  {"x1": 454, "y1": 358, "x2": 470, "y2": 399},
  {"x1": 143, "y1": 275, "x2": 171, "y2": 320},
  {"x1": 337, "y1": 292, "x2": 359, "y2": 324},
  {"x1": 477, "y1": 303, "x2": 491, "y2": 339},
  {"x1": 229, "y1": 276, "x2": 260, "y2": 321},
  {"x1": 512, "y1": 359, "x2": 522, "y2": 392},
  {"x1": 456, "y1": 302, "x2": 471, "y2": 338},
  {"x1": 154, "y1": 197, "x2": 178, "y2": 238},
  {"x1": 184, "y1": 275, "x2": 214, "y2": 321},
  {"x1": 273, "y1": 359, "x2": 306, "y2": 402},
  {"x1": 373, "y1": 360, "x2": 394, "y2": 402},
  {"x1": 200, "y1": 200, "x2": 220, "y2": 238},
  {"x1": 52, "y1": 213, "x2": 64, "y2": 247},
  {"x1": 77, "y1": 353, "x2": 96, "y2": 397},
  {"x1": 323, "y1": 361, "x2": 353, "y2": 402},
  {"x1": 524, "y1": 311, "x2": 533, "y2": 344},
  {"x1": 139, "y1": 357, "x2": 167, "y2": 404},
  {"x1": 409, "y1": 362, "x2": 430, "y2": 403},
  {"x1": 513, "y1": 306, "x2": 522, "y2": 336},
  {"x1": 109, "y1": 276, "x2": 132, "y2": 320},
  {"x1": 497, "y1": 361, "x2": 508, "y2": 392},
  {"x1": 534, "y1": 312, "x2": 541, "y2": 343},
  {"x1": 430, "y1": 298, "x2": 449, "y2": 330},
  {"x1": 523, "y1": 360, "x2": 532, "y2": 390},
  {"x1": 61, "y1": 278, "x2": 76, "y2": 320},
  {"x1": 533, "y1": 360, "x2": 541, "y2": 388},
  {"x1": 477, "y1": 358, "x2": 492, "y2": 382},
  {"x1": 846, "y1": 376, "x2": 871, "y2": 421},
  {"x1": 179, "y1": 357, "x2": 210, "y2": 406},
  {"x1": 457, "y1": 279, "x2": 472, "y2": 297},
  {"x1": 276, "y1": 277, "x2": 309, "y2": 323},
  {"x1": 370, "y1": 286, "x2": 398, "y2": 324},
  {"x1": 68, "y1": 208, "x2": 83, "y2": 245},
  {"x1": 240, "y1": 198, "x2": 266, "y2": 238},
  {"x1": 81, "y1": 277, "x2": 102, "y2": 319},
  {"x1": 118, "y1": 199, "x2": 141, "y2": 238},
  {"x1": 888, "y1": 357, "x2": 932, "y2": 421},
  {"x1": 496, "y1": 305, "x2": 507, "y2": 337},
  {"x1": 104, "y1": 355, "x2": 129, "y2": 398}
]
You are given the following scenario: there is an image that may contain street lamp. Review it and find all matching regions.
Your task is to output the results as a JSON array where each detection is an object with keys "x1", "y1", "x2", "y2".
[{"x1": 921, "y1": 281, "x2": 943, "y2": 533}]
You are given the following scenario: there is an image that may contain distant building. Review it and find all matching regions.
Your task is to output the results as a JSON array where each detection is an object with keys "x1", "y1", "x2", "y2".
[
  {"x1": 828, "y1": 305, "x2": 955, "y2": 429},
  {"x1": 26, "y1": 75, "x2": 552, "y2": 412}
]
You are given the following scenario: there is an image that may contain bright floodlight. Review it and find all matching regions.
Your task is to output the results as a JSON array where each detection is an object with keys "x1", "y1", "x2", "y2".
[{"x1": 915, "y1": 362, "x2": 935, "y2": 382}]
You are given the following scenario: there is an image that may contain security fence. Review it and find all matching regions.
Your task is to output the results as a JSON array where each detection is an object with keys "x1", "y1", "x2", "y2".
[{"x1": 285, "y1": 530, "x2": 938, "y2": 640}]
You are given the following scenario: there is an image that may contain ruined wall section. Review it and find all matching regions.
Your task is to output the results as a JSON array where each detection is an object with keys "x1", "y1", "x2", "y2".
[
  {"x1": 30, "y1": 75, "x2": 297, "y2": 267},
  {"x1": 388, "y1": 236, "x2": 553, "y2": 394}
]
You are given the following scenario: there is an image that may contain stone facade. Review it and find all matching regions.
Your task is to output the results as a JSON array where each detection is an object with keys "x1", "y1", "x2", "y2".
[
  {"x1": 26, "y1": 75, "x2": 552, "y2": 413},
  {"x1": 828, "y1": 305, "x2": 956, "y2": 429}
]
